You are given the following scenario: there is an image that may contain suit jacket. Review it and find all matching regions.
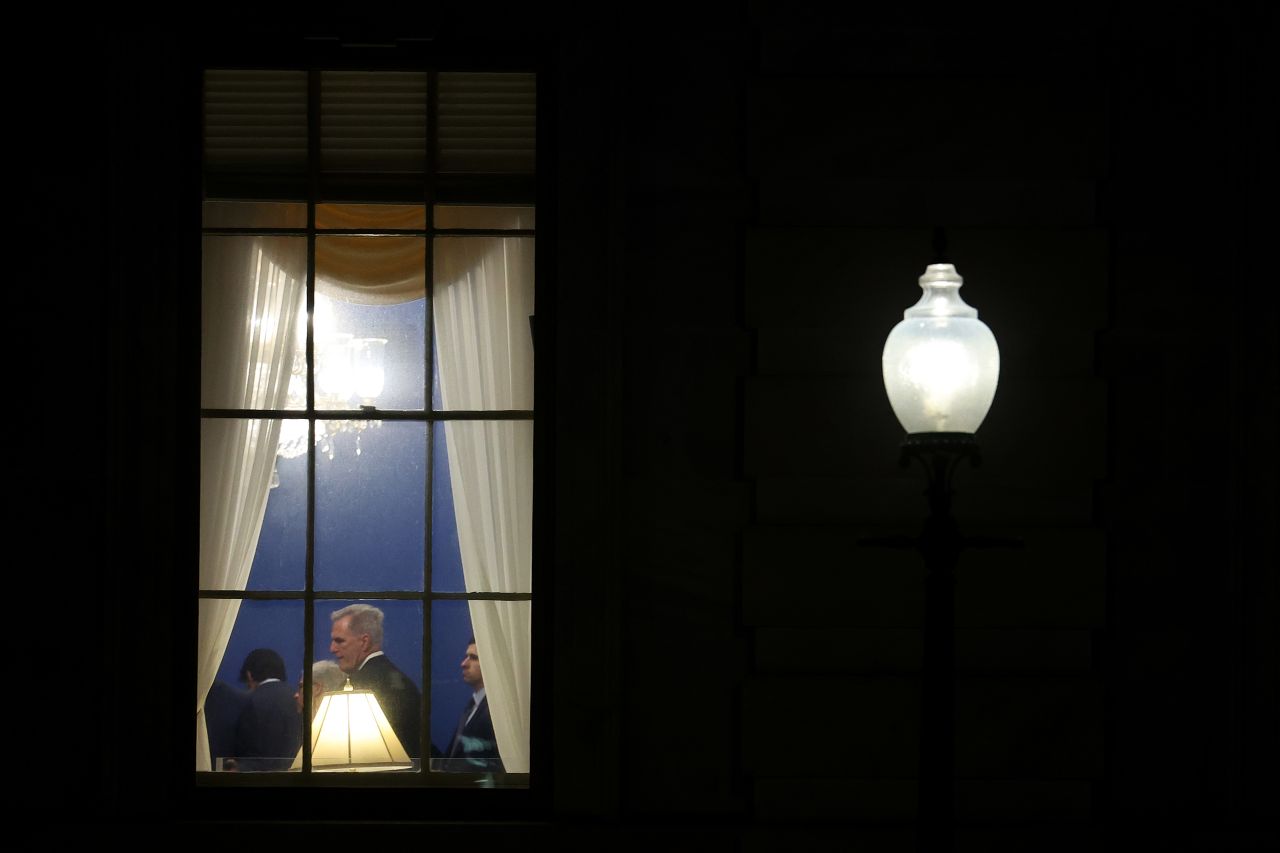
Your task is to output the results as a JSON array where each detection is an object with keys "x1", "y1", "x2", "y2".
[
  {"x1": 233, "y1": 680, "x2": 301, "y2": 771},
  {"x1": 204, "y1": 680, "x2": 249, "y2": 768},
  {"x1": 441, "y1": 693, "x2": 504, "y2": 773},
  {"x1": 350, "y1": 653, "x2": 421, "y2": 758}
]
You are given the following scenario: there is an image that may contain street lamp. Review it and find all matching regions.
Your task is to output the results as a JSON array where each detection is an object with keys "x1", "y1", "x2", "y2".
[
  {"x1": 874, "y1": 254, "x2": 1010, "y2": 852},
  {"x1": 882, "y1": 262, "x2": 999, "y2": 436}
]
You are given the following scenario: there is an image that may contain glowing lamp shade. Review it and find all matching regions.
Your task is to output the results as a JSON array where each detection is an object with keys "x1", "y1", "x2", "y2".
[
  {"x1": 290, "y1": 679, "x2": 412, "y2": 772},
  {"x1": 882, "y1": 263, "x2": 999, "y2": 434}
]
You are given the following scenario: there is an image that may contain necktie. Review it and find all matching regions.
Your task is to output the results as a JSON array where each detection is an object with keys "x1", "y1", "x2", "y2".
[{"x1": 449, "y1": 697, "x2": 476, "y2": 758}]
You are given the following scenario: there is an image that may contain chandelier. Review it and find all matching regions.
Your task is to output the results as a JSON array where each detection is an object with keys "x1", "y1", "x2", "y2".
[{"x1": 277, "y1": 292, "x2": 387, "y2": 461}]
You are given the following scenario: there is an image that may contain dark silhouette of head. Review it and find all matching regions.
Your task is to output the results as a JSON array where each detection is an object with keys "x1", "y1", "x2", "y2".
[{"x1": 240, "y1": 648, "x2": 287, "y2": 685}]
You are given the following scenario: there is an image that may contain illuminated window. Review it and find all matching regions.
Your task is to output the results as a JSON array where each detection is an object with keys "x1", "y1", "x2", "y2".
[{"x1": 198, "y1": 69, "x2": 535, "y2": 785}]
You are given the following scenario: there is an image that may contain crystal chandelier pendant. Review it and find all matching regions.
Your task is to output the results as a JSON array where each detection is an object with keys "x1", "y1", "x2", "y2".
[{"x1": 276, "y1": 294, "x2": 386, "y2": 461}]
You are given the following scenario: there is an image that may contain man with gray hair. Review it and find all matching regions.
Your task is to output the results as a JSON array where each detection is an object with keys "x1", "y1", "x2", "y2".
[
  {"x1": 294, "y1": 658, "x2": 347, "y2": 716},
  {"x1": 329, "y1": 603, "x2": 422, "y2": 757}
]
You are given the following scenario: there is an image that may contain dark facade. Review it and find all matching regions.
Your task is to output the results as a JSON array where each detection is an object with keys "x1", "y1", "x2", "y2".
[{"x1": 33, "y1": 8, "x2": 1273, "y2": 848}]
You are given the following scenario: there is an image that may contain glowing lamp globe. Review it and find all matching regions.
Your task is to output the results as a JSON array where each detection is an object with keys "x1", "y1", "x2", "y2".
[{"x1": 881, "y1": 263, "x2": 999, "y2": 434}]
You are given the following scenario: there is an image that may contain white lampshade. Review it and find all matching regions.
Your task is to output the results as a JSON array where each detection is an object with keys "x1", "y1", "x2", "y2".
[
  {"x1": 290, "y1": 679, "x2": 412, "y2": 772},
  {"x1": 881, "y1": 263, "x2": 999, "y2": 434}
]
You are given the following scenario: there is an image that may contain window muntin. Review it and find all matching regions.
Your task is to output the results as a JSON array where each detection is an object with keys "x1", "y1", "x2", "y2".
[{"x1": 198, "y1": 68, "x2": 534, "y2": 784}]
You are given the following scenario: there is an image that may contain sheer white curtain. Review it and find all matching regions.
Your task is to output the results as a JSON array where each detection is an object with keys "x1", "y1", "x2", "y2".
[
  {"x1": 197, "y1": 237, "x2": 305, "y2": 770},
  {"x1": 434, "y1": 237, "x2": 535, "y2": 772}
]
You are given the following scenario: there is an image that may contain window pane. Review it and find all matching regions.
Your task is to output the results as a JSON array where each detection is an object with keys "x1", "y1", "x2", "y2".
[
  {"x1": 433, "y1": 237, "x2": 534, "y2": 411},
  {"x1": 314, "y1": 599, "x2": 424, "y2": 763},
  {"x1": 434, "y1": 205, "x2": 534, "y2": 230},
  {"x1": 321, "y1": 72, "x2": 428, "y2": 174},
  {"x1": 202, "y1": 236, "x2": 307, "y2": 411},
  {"x1": 317, "y1": 203, "x2": 425, "y2": 231},
  {"x1": 250, "y1": 423, "x2": 308, "y2": 591},
  {"x1": 201, "y1": 418, "x2": 307, "y2": 591},
  {"x1": 199, "y1": 599, "x2": 304, "y2": 772},
  {"x1": 316, "y1": 236, "x2": 426, "y2": 411},
  {"x1": 203, "y1": 200, "x2": 307, "y2": 229},
  {"x1": 315, "y1": 420, "x2": 425, "y2": 591},
  {"x1": 431, "y1": 599, "x2": 531, "y2": 779},
  {"x1": 204, "y1": 70, "x2": 307, "y2": 178},
  {"x1": 437, "y1": 73, "x2": 535, "y2": 174},
  {"x1": 435, "y1": 420, "x2": 533, "y2": 594},
  {"x1": 431, "y1": 418, "x2": 465, "y2": 592}
]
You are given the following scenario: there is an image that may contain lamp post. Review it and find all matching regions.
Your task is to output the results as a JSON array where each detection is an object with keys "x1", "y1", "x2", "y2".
[{"x1": 873, "y1": 255, "x2": 1007, "y2": 851}]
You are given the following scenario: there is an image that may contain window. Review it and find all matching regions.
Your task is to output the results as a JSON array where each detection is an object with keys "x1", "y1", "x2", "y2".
[{"x1": 197, "y1": 68, "x2": 535, "y2": 785}]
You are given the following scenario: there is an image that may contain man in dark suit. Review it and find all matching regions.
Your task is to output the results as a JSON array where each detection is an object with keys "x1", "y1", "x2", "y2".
[
  {"x1": 440, "y1": 637, "x2": 504, "y2": 772},
  {"x1": 232, "y1": 648, "x2": 301, "y2": 771},
  {"x1": 330, "y1": 603, "x2": 423, "y2": 758},
  {"x1": 204, "y1": 679, "x2": 249, "y2": 770}
]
